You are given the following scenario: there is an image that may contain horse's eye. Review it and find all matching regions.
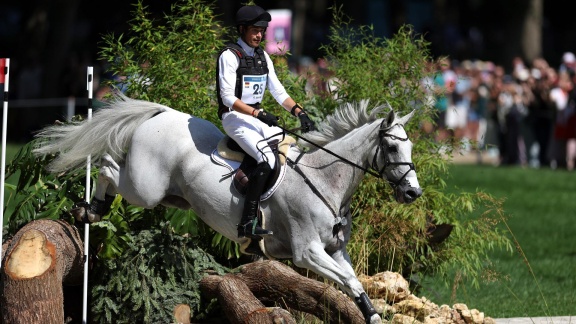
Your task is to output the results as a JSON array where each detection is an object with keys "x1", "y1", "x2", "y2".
[{"x1": 388, "y1": 145, "x2": 398, "y2": 153}]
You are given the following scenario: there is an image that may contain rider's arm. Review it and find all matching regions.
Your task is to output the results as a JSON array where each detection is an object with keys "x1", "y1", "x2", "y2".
[
  {"x1": 218, "y1": 50, "x2": 256, "y2": 116},
  {"x1": 263, "y1": 52, "x2": 305, "y2": 116}
]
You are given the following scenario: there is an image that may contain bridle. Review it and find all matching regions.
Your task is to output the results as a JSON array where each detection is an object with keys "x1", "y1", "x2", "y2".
[{"x1": 371, "y1": 122, "x2": 416, "y2": 189}]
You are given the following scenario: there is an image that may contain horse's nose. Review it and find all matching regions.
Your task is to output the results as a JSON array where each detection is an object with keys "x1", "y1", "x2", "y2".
[{"x1": 405, "y1": 187, "x2": 422, "y2": 202}]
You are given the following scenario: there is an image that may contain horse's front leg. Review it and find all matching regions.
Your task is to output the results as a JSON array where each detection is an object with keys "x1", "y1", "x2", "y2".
[
  {"x1": 293, "y1": 241, "x2": 381, "y2": 324},
  {"x1": 71, "y1": 154, "x2": 119, "y2": 223},
  {"x1": 331, "y1": 248, "x2": 380, "y2": 324}
]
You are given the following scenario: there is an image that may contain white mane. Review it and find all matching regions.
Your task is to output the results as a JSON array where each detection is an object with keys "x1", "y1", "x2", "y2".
[{"x1": 300, "y1": 100, "x2": 386, "y2": 148}]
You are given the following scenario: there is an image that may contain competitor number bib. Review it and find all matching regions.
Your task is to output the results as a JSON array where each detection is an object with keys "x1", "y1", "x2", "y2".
[{"x1": 241, "y1": 75, "x2": 267, "y2": 104}]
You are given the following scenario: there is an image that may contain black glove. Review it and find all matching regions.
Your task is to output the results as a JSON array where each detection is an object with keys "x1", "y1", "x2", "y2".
[
  {"x1": 298, "y1": 112, "x2": 316, "y2": 133},
  {"x1": 256, "y1": 110, "x2": 279, "y2": 127}
]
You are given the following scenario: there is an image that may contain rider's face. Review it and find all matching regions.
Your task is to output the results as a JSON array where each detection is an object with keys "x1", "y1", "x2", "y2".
[{"x1": 241, "y1": 25, "x2": 265, "y2": 48}]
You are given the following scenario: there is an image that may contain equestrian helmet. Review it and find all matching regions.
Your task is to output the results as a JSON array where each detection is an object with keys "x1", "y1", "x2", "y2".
[{"x1": 236, "y1": 5, "x2": 271, "y2": 27}]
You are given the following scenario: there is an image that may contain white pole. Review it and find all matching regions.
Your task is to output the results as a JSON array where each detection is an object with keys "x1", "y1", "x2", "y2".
[
  {"x1": 82, "y1": 66, "x2": 93, "y2": 324},
  {"x1": 0, "y1": 58, "x2": 11, "y2": 265}
]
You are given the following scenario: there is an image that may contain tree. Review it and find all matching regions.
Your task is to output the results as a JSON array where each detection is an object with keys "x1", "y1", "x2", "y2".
[{"x1": 521, "y1": 0, "x2": 543, "y2": 63}]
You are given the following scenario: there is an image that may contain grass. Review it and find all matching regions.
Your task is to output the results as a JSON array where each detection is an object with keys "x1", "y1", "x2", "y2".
[{"x1": 420, "y1": 164, "x2": 576, "y2": 318}]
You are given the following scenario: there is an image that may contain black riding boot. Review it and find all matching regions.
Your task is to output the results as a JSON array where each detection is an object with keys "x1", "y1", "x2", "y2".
[{"x1": 238, "y1": 162, "x2": 274, "y2": 239}]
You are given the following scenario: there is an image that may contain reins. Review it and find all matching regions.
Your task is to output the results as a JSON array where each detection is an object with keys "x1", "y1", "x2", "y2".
[{"x1": 277, "y1": 125, "x2": 381, "y2": 178}]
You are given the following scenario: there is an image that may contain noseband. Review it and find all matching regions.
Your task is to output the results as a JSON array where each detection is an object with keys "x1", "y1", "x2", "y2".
[{"x1": 370, "y1": 122, "x2": 416, "y2": 189}]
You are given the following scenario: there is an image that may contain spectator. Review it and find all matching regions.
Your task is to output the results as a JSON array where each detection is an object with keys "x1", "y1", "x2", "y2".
[
  {"x1": 526, "y1": 58, "x2": 555, "y2": 168},
  {"x1": 559, "y1": 52, "x2": 576, "y2": 74},
  {"x1": 496, "y1": 75, "x2": 527, "y2": 165},
  {"x1": 549, "y1": 71, "x2": 575, "y2": 169}
]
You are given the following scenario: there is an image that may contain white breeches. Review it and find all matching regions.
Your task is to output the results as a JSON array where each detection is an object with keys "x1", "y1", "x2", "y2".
[{"x1": 222, "y1": 111, "x2": 283, "y2": 169}]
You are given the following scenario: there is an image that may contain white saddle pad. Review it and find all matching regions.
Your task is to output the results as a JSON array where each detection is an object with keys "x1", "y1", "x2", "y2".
[{"x1": 210, "y1": 150, "x2": 287, "y2": 201}]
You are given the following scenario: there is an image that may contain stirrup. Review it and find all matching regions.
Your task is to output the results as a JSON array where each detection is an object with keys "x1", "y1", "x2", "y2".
[{"x1": 237, "y1": 220, "x2": 273, "y2": 239}]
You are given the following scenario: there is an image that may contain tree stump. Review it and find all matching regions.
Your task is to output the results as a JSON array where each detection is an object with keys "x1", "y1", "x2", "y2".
[
  {"x1": 1, "y1": 219, "x2": 84, "y2": 323},
  {"x1": 201, "y1": 260, "x2": 364, "y2": 323}
]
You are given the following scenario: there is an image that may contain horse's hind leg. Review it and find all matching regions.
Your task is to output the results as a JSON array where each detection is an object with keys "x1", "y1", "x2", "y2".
[{"x1": 71, "y1": 154, "x2": 120, "y2": 223}]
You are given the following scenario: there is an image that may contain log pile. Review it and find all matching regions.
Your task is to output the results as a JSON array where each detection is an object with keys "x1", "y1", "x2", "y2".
[{"x1": 200, "y1": 260, "x2": 364, "y2": 323}]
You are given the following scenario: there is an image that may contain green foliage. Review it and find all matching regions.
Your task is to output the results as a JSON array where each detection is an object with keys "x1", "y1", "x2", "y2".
[
  {"x1": 3, "y1": 140, "x2": 88, "y2": 233},
  {"x1": 90, "y1": 222, "x2": 228, "y2": 323},
  {"x1": 321, "y1": 6, "x2": 429, "y2": 108},
  {"x1": 318, "y1": 6, "x2": 511, "y2": 287},
  {"x1": 99, "y1": 0, "x2": 226, "y2": 124}
]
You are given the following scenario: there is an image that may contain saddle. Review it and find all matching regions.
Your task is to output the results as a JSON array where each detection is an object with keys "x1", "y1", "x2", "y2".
[{"x1": 212, "y1": 135, "x2": 296, "y2": 199}]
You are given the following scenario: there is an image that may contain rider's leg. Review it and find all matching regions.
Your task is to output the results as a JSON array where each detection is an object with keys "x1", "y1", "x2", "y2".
[
  {"x1": 237, "y1": 161, "x2": 273, "y2": 238},
  {"x1": 222, "y1": 113, "x2": 278, "y2": 238}
]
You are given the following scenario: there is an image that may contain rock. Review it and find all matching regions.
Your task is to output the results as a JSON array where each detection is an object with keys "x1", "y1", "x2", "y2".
[
  {"x1": 470, "y1": 309, "x2": 484, "y2": 324},
  {"x1": 392, "y1": 314, "x2": 423, "y2": 324},
  {"x1": 451, "y1": 309, "x2": 466, "y2": 324},
  {"x1": 461, "y1": 309, "x2": 473, "y2": 323},
  {"x1": 483, "y1": 317, "x2": 496, "y2": 324},
  {"x1": 394, "y1": 299, "x2": 434, "y2": 321},
  {"x1": 373, "y1": 298, "x2": 395, "y2": 315},
  {"x1": 453, "y1": 303, "x2": 469, "y2": 312},
  {"x1": 424, "y1": 315, "x2": 448, "y2": 324},
  {"x1": 359, "y1": 271, "x2": 411, "y2": 302},
  {"x1": 438, "y1": 305, "x2": 452, "y2": 320}
]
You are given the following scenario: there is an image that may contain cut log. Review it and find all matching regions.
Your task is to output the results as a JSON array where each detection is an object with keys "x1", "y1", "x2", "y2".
[
  {"x1": 202, "y1": 273, "x2": 295, "y2": 324},
  {"x1": 1, "y1": 219, "x2": 84, "y2": 323},
  {"x1": 173, "y1": 304, "x2": 191, "y2": 324},
  {"x1": 200, "y1": 260, "x2": 364, "y2": 324}
]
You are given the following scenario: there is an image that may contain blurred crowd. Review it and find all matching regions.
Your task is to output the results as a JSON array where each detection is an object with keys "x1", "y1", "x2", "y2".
[
  {"x1": 421, "y1": 53, "x2": 576, "y2": 170},
  {"x1": 297, "y1": 53, "x2": 576, "y2": 170}
]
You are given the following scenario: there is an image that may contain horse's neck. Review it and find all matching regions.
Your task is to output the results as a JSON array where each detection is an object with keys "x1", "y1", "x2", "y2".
[{"x1": 300, "y1": 122, "x2": 379, "y2": 208}]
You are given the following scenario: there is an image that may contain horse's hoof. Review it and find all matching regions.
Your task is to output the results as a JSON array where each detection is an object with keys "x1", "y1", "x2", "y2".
[
  {"x1": 71, "y1": 202, "x2": 101, "y2": 223},
  {"x1": 369, "y1": 313, "x2": 382, "y2": 324}
]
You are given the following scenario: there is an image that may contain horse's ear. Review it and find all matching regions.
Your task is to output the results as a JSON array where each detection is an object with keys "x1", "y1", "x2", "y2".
[
  {"x1": 398, "y1": 109, "x2": 416, "y2": 126},
  {"x1": 385, "y1": 109, "x2": 395, "y2": 127}
]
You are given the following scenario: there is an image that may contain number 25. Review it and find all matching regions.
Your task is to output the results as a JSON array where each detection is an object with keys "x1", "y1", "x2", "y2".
[{"x1": 253, "y1": 83, "x2": 263, "y2": 95}]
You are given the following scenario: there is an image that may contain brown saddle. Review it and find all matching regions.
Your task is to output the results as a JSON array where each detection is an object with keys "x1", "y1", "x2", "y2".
[{"x1": 216, "y1": 135, "x2": 296, "y2": 196}]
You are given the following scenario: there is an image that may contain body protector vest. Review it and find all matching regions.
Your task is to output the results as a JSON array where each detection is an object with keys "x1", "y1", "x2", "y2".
[{"x1": 216, "y1": 42, "x2": 269, "y2": 119}]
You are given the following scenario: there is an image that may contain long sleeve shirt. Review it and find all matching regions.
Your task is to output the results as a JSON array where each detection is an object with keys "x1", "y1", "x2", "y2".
[{"x1": 217, "y1": 38, "x2": 290, "y2": 109}]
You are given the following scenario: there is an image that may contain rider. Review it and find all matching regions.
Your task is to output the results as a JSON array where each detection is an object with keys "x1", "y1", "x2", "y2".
[{"x1": 216, "y1": 4, "x2": 316, "y2": 239}]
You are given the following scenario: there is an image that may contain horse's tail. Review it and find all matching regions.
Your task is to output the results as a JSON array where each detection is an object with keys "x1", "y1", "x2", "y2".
[{"x1": 33, "y1": 92, "x2": 173, "y2": 173}]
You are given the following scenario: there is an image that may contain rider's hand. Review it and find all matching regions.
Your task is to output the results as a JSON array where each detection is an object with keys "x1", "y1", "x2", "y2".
[
  {"x1": 256, "y1": 110, "x2": 279, "y2": 127},
  {"x1": 298, "y1": 112, "x2": 316, "y2": 133}
]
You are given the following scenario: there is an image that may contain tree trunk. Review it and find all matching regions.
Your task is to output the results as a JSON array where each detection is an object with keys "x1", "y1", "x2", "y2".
[
  {"x1": 292, "y1": 0, "x2": 307, "y2": 58},
  {"x1": 200, "y1": 260, "x2": 364, "y2": 324},
  {"x1": 522, "y1": 0, "x2": 543, "y2": 62},
  {"x1": 1, "y1": 219, "x2": 84, "y2": 323}
]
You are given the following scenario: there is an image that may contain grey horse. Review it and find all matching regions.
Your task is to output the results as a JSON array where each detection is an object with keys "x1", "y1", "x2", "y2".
[{"x1": 34, "y1": 94, "x2": 422, "y2": 323}]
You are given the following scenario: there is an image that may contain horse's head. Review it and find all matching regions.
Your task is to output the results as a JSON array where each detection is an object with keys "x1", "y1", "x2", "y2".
[{"x1": 371, "y1": 109, "x2": 422, "y2": 204}]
